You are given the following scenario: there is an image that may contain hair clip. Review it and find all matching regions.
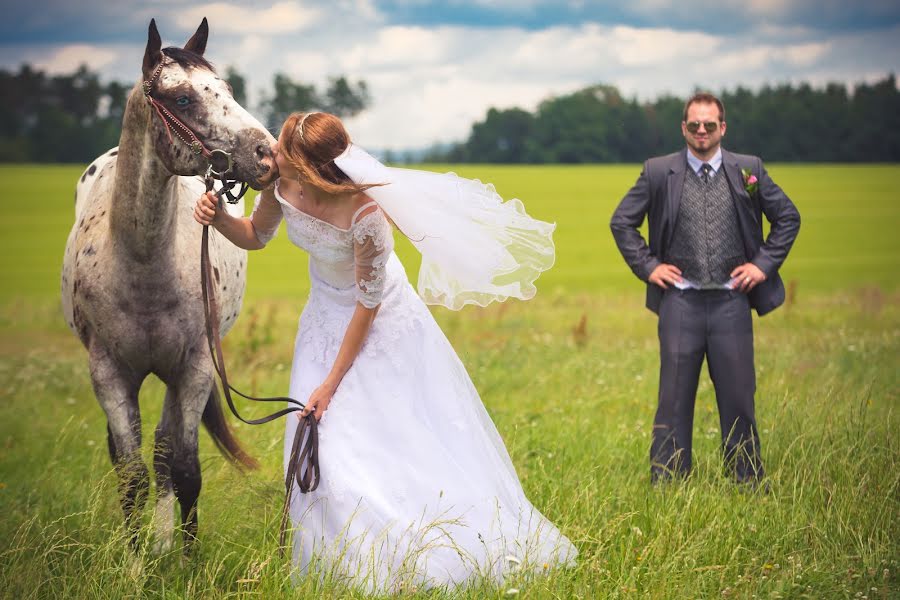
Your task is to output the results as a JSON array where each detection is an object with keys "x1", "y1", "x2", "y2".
[{"x1": 297, "y1": 112, "x2": 319, "y2": 142}]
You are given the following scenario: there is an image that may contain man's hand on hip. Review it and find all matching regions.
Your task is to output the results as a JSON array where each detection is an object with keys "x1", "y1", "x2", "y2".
[
  {"x1": 730, "y1": 263, "x2": 767, "y2": 293},
  {"x1": 649, "y1": 264, "x2": 683, "y2": 289}
]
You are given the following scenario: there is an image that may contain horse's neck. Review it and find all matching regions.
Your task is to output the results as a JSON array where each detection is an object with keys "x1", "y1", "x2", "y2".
[{"x1": 110, "y1": 86, "x2": 178, "y2": 262}]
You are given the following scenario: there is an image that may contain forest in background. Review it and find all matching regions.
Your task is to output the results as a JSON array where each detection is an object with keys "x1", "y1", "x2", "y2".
[
  {"x1": 1, "y1": 62, "x2": 898, "y2": 164},
  {"x1": 0, "y1": 64, "x2": 369, "y2": 163},
  {"x1": 431, "y1": 76, "x2": 900, "y2": 163}
]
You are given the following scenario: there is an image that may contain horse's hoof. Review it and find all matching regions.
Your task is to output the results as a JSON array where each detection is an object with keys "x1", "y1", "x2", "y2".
[
  {"x1": 151, "y1": 490, "x2": 176, "y2": 555},
  {"x1": 151, "y1": 536, "x2": 174, "y2": 556},
  {"x1": 126, "y1": 553, "x2": 144, "y2": 580}
]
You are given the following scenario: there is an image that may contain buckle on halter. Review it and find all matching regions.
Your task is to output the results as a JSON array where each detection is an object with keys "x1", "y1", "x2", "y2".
[
  {"x1": 190, "y1": 140, "x2": 203, "y2": 155},
  {"x1": 208, "y1": 149, "x2": 233, "y2": 177}
]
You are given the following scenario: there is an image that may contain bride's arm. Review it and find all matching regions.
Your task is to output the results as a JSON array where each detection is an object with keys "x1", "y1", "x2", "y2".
[
  {"x1": 302, "y1": 204, "x2": 392, "y2": 421},
  {"x1": 193, "y1": 187, "x2": 282, "y2": 250},
  {"x1": 302, "y1": 304, "x2": 378, "y2": 420}
]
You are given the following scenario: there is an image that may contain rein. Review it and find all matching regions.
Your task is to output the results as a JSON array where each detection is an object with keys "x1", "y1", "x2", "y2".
[
  {"x1": 144, "y1": 58, "x2": 320, "y2": 553},
  {"x1": 200, "y1": 191, "x2": 320, "y2": 553}
]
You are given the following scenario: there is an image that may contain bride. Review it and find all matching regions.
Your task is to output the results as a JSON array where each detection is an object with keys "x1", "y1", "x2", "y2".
[{"x1": 193, "y1": 111, "x2": 576, "y2": 590}]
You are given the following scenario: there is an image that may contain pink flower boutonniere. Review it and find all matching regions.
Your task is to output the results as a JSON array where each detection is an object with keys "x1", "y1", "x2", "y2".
[{"x1": 741, "y1": 168, "x2": 758, "y2": 195}]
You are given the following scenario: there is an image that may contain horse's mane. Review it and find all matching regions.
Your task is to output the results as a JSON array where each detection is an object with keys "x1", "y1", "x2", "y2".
[{"x1": 162, "y1": 47, "x2": 215, "y2": 73}]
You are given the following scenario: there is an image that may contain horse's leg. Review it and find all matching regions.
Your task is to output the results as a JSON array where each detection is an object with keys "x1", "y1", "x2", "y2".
[
  {"x1": 151, "y1": 387, "x2": 177, "y2": 554},
  {"x1": 90, "y1": 343, "x2": 147, "y2": 547},
  {"x1": 170, "y1": 368, "x2": 214, "y2": 553}
]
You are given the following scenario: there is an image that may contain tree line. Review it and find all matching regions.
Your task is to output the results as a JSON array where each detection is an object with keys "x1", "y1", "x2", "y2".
[
  {"x1": 0, "y1": 63, "x2": 369, "y2": 163},
  {"x1": 430, "y1": 76, "x2": 900, "y2": 163},
  {"x1": 1, "y1": 61, "x2": 897, "y2": 164}
]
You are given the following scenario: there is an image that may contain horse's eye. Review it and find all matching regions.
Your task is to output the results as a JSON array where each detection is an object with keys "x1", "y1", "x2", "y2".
[{"x1": 176, "y1": 96, "x2": 190, "y2": 107}]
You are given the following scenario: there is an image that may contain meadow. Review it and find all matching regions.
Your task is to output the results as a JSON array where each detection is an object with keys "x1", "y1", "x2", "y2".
[{"x1": 0, "y1": 163, "x2": 897, "y2": 599}]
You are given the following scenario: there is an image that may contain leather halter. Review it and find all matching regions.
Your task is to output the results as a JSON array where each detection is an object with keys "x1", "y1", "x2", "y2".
[{"x1": 143, "y1": 59, "x2": 249, "y2": 204}]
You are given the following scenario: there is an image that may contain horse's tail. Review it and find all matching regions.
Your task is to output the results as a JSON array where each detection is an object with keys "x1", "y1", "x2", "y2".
[{"x1": 202, "y1": 386, "x2": 260, "y2": 470}]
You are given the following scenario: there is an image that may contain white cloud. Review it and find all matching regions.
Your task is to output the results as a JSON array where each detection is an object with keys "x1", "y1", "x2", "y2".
[
  {"x1": 31, "y1": 44, "x2": 119, "y2": 75},
  {"x1": 341, "y1": 26, "x2": 455, "y2": 70},
  {"x1": 282, "y1": 50, "x2": 333, "y2": 82},
  {"x1": 743, "y1": 0, "x2": 791, "y2": 16},
  {"x1": 783, "y1": 42, "x2": 830, "y2": 66},
  {"x1": 176, "y1": 2, "x2": 322, "y2": 35},
  {"x1": 464, "y1": 0, "x2": 543, "y2": 11},
  {"x1": 3, "y1": 5, "x2": 897, "y2": 153},
  {"x1": 253, "y1": 20, "x2": 900, "y2": 149},
  {"x1": 236, "y1": 35, "x2": 268, "y2": 62},
  {"x1": 335, "y1": 0, "x2": 381, "y2": 21},
  {"x1": 607, "y1": 25, "x2": 720, "y2": 67}
]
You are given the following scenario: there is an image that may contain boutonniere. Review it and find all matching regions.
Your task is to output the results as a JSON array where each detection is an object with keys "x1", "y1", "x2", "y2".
[{"x1": 741, "y1": 168, "x2": 758, "y2": 195}]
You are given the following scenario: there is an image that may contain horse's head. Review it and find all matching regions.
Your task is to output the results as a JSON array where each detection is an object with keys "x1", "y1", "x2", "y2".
[{"x1": 141, "y1": 18, "x2": 277, "y2": 189}]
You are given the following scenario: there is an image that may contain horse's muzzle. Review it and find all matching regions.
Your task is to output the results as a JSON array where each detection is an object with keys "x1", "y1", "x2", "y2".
[{"x1": 232, "y1": 128, "x2": 277, "y2": 189}]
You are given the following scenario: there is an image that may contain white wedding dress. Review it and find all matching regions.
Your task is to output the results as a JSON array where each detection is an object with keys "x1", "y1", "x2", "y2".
[{"x1": 254, "y1": 183, "x2": 576, "y2": 591}]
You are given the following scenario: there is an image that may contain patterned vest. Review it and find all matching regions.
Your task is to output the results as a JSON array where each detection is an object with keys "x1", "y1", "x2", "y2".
[{"x1": 668, "y1": 167, "x2": 745, "y2": 287}]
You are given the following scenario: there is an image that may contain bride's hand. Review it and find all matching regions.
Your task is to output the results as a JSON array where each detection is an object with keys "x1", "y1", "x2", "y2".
[
  {"x1": 301, "y1": 382, "x2": 336, "y2": 422},
  {"x1": 193, "y1": 191, "x2": 220, "y2": 226}
]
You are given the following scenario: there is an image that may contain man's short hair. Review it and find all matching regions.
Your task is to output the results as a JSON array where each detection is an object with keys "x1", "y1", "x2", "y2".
[{"x1": 683, "y1": 92, "x2": 725, "y2": 122}]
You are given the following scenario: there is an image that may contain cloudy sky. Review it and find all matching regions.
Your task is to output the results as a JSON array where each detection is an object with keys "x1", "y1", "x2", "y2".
[{"x1": 1, "y1": 0, "x2": 899, "y2": 151}]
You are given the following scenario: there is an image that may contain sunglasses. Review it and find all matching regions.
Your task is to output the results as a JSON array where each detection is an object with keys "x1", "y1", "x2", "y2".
[{"x1": 685, "y1": 120, "x2": 720, "y2": 134}]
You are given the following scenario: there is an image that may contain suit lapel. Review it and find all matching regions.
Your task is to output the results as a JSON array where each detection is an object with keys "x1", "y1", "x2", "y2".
[
  {"x1": 664, "y1": 149, "x2": 687, "y2": 251},
  {"x1": 721, "y1": 149, "x2": 753, "y2": 207}
]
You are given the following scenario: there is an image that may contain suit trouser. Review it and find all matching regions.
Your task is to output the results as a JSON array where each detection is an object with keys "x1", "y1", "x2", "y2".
[{"x1": 651, "y1": 288, "x2": 764, "y2": 480}]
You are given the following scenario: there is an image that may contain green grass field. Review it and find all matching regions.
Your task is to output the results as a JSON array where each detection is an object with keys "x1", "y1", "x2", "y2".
[{"x1": 0, "y1": 164, "x2": 897, "y2": 599}]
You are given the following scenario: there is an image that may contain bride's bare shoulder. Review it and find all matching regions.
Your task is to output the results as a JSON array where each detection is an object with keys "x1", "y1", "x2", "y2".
[{"x1": 351, "y1": 193, "x2": 380, "y2": 223}]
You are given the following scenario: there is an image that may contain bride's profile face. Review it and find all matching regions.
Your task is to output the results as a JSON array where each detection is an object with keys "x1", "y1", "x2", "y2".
[{"x1": 272, "y1": 131, "x2": 299, "y2": 181}]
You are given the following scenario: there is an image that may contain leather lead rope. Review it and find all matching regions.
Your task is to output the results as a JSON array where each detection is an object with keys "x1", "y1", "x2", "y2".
[{"x1": 200, "y1": 180, "x2": 319, "y2": 555}]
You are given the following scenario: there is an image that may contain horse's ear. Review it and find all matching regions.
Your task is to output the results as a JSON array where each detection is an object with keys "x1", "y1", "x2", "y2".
[
  {"x1": 184, "y1": 17, "x2": 209, "y2": 56},
  {"x1": 143, "y1": 19, "x2": 162, "y2": 79}
]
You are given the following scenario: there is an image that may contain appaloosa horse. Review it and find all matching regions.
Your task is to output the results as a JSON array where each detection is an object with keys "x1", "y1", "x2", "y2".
[{"x1": 62, "y1": 18, "x2": 276, "y2": 552}]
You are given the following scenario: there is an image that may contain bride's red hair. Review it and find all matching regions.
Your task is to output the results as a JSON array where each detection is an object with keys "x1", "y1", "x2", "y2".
[{"x1": 279, "y1": 112, "x2": 379, "y2": 196}]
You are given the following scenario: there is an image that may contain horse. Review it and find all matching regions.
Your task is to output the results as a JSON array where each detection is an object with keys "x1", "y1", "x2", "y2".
[{"x1": 61, "y1": 18, "x2": 277, "y2": 552}]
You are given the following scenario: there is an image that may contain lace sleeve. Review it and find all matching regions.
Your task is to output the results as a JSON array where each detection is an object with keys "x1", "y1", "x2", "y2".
[
  {"x1": 352, "y1": 207, "x2": 393, "y2": 309},
  {"x1": 250, "y1": 187, "x2": 283, "y2": 246}
]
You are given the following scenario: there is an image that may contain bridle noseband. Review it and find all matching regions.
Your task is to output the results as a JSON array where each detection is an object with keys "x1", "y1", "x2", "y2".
[{"x1": 143, "y1": 60, "x2": 249, "y2": 204}]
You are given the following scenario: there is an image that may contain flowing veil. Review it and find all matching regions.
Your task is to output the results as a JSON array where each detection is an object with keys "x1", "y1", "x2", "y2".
[{"x1": 334, "y1": 144, "x2": 555, "y2": 310}]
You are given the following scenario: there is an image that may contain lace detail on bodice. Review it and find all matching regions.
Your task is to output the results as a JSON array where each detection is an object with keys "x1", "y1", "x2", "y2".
[
  {"x1": 296, "y1": 255, "x2": 431, "y2": 369},
  {"x1": 281, "y1": 202, "x2": 355, "y2": 268},
  {"x1": 260, "y1": 183, "x2": 394, "y2": 299}
]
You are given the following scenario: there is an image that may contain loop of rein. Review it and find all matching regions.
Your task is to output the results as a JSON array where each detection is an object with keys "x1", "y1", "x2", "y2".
[{"x1": 200, "y1": 176, "x2": 319, "y2": 556}]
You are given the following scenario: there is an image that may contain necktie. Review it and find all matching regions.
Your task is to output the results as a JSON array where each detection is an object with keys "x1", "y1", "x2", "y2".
[{"x1": 700, "y1": 163, "x2": 712, "y2": 183}]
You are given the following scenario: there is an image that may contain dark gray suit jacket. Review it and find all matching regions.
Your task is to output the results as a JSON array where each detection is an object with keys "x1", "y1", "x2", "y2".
[{"x1": 610, "y1": 148, "x2": 801, "y2": 316}]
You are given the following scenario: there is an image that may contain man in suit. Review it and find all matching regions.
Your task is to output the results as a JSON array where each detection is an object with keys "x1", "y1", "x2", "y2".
[{"x1": 610, "y1": 92, "x2": 800, "y2": 486}]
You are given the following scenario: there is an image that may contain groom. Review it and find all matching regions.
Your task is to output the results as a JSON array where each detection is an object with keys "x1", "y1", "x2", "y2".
[{"x1": 610, "y1": 92, "x2": 800, "y2": 485}]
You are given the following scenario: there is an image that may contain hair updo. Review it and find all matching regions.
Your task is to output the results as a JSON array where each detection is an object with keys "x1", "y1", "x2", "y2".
[{"x1": 279, "y1": 112, "x2": 379, "y2": 195}]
